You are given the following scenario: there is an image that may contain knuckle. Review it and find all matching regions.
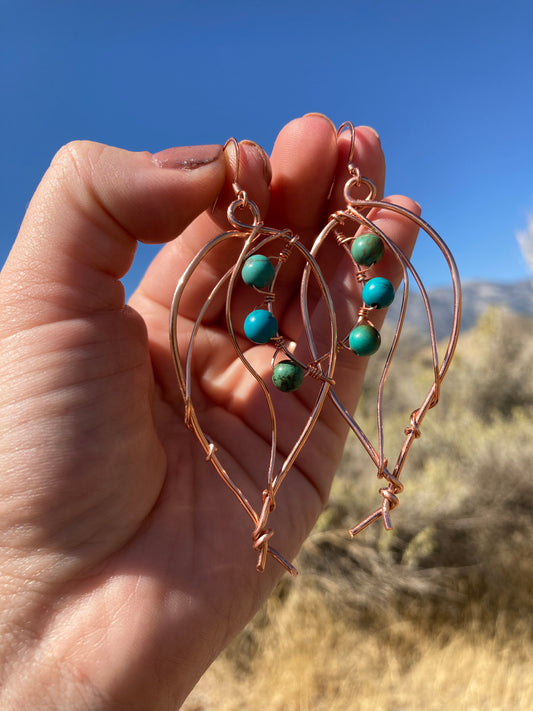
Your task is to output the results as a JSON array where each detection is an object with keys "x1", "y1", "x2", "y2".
[{"x1": 49, "y1": 140, "x2": 104, "y2": 187}]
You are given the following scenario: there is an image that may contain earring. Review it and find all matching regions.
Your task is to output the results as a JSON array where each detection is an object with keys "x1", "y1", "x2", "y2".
[
  {"x1": 169, "y1": 139, "x2": 338, "y2": 576},
  {"x1": 305, "y1": 121, "x2": 462, "y2": 537},
  {"x1": 169, "y1": 129, "x2": 462, "y2": 575}
]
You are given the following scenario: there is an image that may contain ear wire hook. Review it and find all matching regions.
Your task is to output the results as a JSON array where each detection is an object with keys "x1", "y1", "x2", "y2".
[
  {"x1": 337, "y1": 121, "x2": 358, "y2": 177},
  {"x1": 223, "y1": 137, "x2": 246, "y2": 199},
  {"x1": 336, "y1": 121, "x2": 377, "y2": 201},
  {"x1": 220, "y1": 137, "x2": 264, "y2": 230}
]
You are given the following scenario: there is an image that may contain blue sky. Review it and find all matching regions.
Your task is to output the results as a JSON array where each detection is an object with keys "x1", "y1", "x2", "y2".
[{"x1": 1, "y1": 0, "x2": 532, "y2": 294}]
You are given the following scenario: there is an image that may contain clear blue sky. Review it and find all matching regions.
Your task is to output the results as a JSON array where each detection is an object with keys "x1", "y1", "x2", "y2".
[{"x1": 1, "y1": 0, "x2": 532, "y2": 294}]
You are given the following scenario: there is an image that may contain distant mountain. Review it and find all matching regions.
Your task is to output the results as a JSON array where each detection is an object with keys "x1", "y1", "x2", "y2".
[{"x1": 387, "y1": 279, "x2": 533, "y2": 339}]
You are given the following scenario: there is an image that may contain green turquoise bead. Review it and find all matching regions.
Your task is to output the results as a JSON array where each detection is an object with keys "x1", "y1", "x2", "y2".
[
  {"x1": 244, "y1": 309, "x2": 278, "y2": 344},
  {"x1": 362, "y1": 277, "x2": 395, "y2": 309},
  {"x1": 348, "y1": 324, "x2": 381, "y2": 356},
  {"x1": 241, "y1": 254, "x2": 275, "y2": 289},
  {"x1": 350, "y1": 233, "x2": 385, "y2": 266},
  {"x1": 272, "y1": 360, "x2": 305, "y2": 392}
]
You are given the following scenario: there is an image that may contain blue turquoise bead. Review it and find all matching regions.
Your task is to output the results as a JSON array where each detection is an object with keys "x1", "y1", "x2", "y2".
[
  {"x1": 241, "y1": 254, "x2": 275, "y2": 289},
  {"x1": 348, "y1": 324, "x2": 381, "y2": 356},
  {"x1": 350, "y1": 233, "x2": 385, "y2": 266},
  {"x1": 362, "y1": 277, "x2": 395, "y2": 309},
  {"x1": 244, "y1": 309, "x2": 278, "y2": 344},
  {"x1": 272, "y1": 360, "x2": 305, "y2": 392}
]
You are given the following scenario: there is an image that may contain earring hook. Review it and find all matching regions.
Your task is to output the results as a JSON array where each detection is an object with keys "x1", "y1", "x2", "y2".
[
  {"x1": 223, "y1": 137, "x2": 244, "y2": 197},
  {"x1": 337, "y1": 120, "x2": 359, "y2": 177}
]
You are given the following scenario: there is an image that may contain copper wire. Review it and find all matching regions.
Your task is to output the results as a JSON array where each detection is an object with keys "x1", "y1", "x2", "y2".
[
  {"x1": 303, "y1": 121, "x2": 461, "y2": 538},
  {"x1": 170, "y1": 126, "x2": 461, "y2": 574},
  {"x1": 170, "y1": 146, "x2": 337, "y2": 573}
]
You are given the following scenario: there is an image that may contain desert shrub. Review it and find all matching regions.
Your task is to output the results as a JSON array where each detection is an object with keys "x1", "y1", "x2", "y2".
[
  {"x1": 304, "y1": 308, "x2": 533, "y2": 629},
  {"x1": 184, "y1": 308, "x2": 533, "y2": 710},
  {"x1": 443, "y1": 306, "x2": 533, "y2": 416}
]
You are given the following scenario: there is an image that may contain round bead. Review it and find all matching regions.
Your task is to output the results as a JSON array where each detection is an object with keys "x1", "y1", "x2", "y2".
[
  {"x1": 348, "y1": 324, "x2": 381, "y2": 356},
  {"x1": 241, "y1": 254, "x2": 275, "y2": 289},
  {"x1": 350, "y1": 233, "x2": 385, "y2": 266},
  {"x1": 272, "y1": 359, "x2": 305, "y2": 392},
  {"x1": 244, "y1": 309, "x2": 278, "y2": 344},
  {"x1": 362, "y1": 277, "x2": 395, "y2": 309}
]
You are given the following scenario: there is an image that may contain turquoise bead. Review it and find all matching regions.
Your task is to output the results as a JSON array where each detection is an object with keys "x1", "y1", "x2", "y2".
[
  {"x1": 362, "y1": 277, "x2": 395, "y2": 309},
  {"x1": 244, "y1": 309, "x2": 278, "y2": 344},
  {"x1": 241, "y1": 254, "x2": 275, "y2": 289},
  {"x1": 348, "y1": 324, "x2": 381, "y2": 356},
  {"x1": 272, "y1": 360, "x2": 305, "y2": 392},
  {"x1": 350, "y1": 233, "x2": 385, "y2": 266}
]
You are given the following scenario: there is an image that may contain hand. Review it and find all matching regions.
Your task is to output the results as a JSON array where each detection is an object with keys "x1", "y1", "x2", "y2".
[{"x1": 0, "y1": 114, "x2": 419, "y2": 709}]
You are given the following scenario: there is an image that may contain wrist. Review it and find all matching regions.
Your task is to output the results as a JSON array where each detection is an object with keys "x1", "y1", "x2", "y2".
[
  {"x1": 0, "y1": 642, "x2": 114, "y2": 711},
  {"x1": 0, "y1": 584, "x2": 113, "y2": 711}
]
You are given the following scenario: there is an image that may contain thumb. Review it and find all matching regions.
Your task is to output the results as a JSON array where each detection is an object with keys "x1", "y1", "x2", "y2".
[{"x1": 0, "y1": 141, "x2": 226, "y2": 331}]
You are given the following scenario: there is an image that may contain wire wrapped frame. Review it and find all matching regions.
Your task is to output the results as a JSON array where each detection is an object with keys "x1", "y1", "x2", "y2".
[
  {"x1": 169, "y1": 127, "x2": 462, "y2": 574},
  {"x1": 305, "y1": 121, "x2": 462, "y2": 535},
  {"x1": 169, "y1": 187, "x2": 338, "y2": 575}
]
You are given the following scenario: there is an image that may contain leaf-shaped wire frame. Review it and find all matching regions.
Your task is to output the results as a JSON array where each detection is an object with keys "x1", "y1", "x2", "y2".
[
  {"x1": 303, "y1": 122, "x2": 462, "y2": 536},
  {"x1": 169, "y1": 147, "x2": 338, "y2": 575},
  {"x1": 170, "y1": 129, "x2": 462, "y2": 576}
]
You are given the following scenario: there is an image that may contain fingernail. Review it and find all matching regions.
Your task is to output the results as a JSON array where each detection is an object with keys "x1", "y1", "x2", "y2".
[
  {"x1": 152, "y1": 144, "x2": 222, "y2": 169},
  {"x1": 241, "y1": 139, "x2": 272, "y2": 185},
  {"x1": 359, "y1": 125, "x2": 381, "y2": 142},
  {"x1": 302, "y1": 112, "x2": 336, "y2": 133}
]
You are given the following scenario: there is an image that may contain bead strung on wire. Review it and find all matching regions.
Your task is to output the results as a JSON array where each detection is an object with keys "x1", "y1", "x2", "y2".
[
  {"x1": 272, "y1": 360, "x2": 305, "y2": 392},
  {"x1": 345, "y1": 230, "x2": 395, "y2": 358},
  {"x1": 241, "y1": 254, "x2": 276, "y2": 288},
  {"x1": 240, "y1": 250, "x2": 328, "y2": 394},
  {"x1": 350, "y1": 231, "x2": 385, "y2": 266}
]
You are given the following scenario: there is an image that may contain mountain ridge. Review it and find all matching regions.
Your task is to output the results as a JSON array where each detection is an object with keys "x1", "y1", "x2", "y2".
[{"x1": 387, "y1": 278, "x2": 533, "y2": 338}]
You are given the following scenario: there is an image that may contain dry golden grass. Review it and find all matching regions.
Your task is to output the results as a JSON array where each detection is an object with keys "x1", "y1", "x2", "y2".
[
  {"x1": 184, "y1": 308, "x2": 533, "y2": 710},
  {"x1": 185, "y1": 591, "x2": 533, "y2": 710}
]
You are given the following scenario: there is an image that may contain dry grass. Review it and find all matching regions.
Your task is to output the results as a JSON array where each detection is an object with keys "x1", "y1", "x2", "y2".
[
  {"x1": 186, "y1": 597, "x2": 532, "y2": 710},
  {"x1": 184, "y1": 308, "x2": 533, "y2": 710}
]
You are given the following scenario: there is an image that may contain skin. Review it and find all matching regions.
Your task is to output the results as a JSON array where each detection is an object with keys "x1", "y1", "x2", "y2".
[{"x1": 0, "y1": 114, "x2": 419, "y2": 709}]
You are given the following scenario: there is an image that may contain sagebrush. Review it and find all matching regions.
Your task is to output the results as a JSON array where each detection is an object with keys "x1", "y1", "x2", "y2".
[{"x1": 185, "y1": 307, "x2": 533, "y2": 710}]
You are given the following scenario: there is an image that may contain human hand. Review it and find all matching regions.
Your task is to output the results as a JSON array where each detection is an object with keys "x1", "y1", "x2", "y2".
[{"x1": 0, "y1": 114, "x2": 419, "y2": 709}]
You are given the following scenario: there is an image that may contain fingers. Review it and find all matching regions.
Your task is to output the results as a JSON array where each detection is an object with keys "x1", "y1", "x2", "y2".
[
  {"x1": 131, "y1": 116, "x2": 387, "y2": 325},
  {"x1": 134, "y1": 115, "x2": 390, "y2": 394},
  {"x1": 130, "y1": 140, "x2": 271, "y2": 321},
  {"x1": 0, "y1": 141, "x2": 226, "y2": 331},
  {"x1": 268, "y1": 118, "x2": 385, "y2": 233},
  {"x1": 267, "y1": 113, "x2": 338, "y2": 232}
]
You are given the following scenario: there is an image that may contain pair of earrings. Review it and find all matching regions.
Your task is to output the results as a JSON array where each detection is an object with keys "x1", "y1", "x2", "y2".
[{"x1": 169, "y1": 122, "x2": 462, "y2": 576}]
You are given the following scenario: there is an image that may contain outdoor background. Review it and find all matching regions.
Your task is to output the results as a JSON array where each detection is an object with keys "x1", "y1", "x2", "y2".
[{"x1": 2, "y1": 1, "x2": 532, "y2": 709}]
